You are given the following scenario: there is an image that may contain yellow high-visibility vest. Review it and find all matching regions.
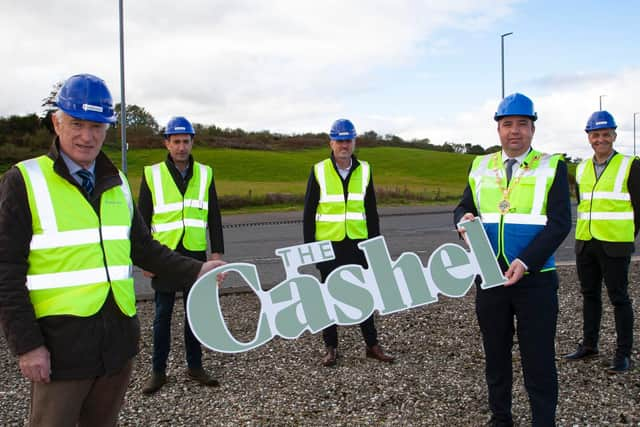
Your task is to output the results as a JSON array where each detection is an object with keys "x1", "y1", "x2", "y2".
[
  {"x1": 314, "y1": 158, "x2": 369, "y2": 241},
  {"x1": 575, "y1": 153, "x2": 634, "y2": 242},
  {"x1": 17, "y1": 156, "x2": 135, "y2": 318},
  {"x1": 144, "y1": 161, "x2": 212, "y2": 250},
  {"x1": 469, "y1": 150, "x2": 561, "y2": 271}
]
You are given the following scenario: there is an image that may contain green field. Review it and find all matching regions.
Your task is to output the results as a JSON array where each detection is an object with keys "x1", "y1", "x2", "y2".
[
  {"x1": 101, "y1": 146, "x2": 473, "y2": 210},
  {"x1": 1, "y1": 145, "x2": 577, "y2": 213}
]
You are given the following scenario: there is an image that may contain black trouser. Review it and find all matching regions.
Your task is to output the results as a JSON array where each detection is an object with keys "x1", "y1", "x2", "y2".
[
  {"x1": 476, "y1": 272, "x2": 558, "y2": 427},
  {"x1": 576, "y1": 239, "x2": 634, "y2": 357},
  {"x1": 152, "y1": 290, "x2": 202, "y2": 373},
  {"x1": 319, "y1": 268, "x2": 378, "y2": 348},
  {"x1": 322, "y1": 315, "x2": 378, "y2": 348}
]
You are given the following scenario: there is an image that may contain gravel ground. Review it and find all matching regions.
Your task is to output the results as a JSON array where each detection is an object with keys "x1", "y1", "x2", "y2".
[{"x1": 1, "y1": 264, "x2": 639, "y2": 426}]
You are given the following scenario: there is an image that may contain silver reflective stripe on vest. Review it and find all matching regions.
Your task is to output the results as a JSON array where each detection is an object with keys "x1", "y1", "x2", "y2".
[
  {"x1": 151, "y1": 163, "x2": 165, "y2": 206},
  {"x1": 576, "y1": 161, "x2": 586, "y2": 183},
  {"x1": 118, "y1": 171, "x2": 134, "y2": 219},
  {"x1": 152, "y1": 220, "x2": 184, "y2": 233},
  {"x1": 316, "y1": 163, "x2": 342, "y2": 203},
  {"x1": 582, "y1": 192, "x2": 631, "y2": 201},
  {"x1": 316, "y1": 213, "x2": 344, "y2": 222},
  {"x1": 578, "y1": 156, "x2": 631, "y2": 201},
  {"x1": 470, "y1": 155, "x2": 492, "y2": 208},
  {"x1": 31, "y1": 226, "x2": 129, "y2": 250},
  {"x1": 315, "y1": 212, "x2": 365, "y2": 222},
  {"x1": 184, "y1": 218, "x2": 206, "y2": 228},
  {"x1": 153, "y1": 202, "x2": 184, "y2": 214},
  {"x1": 481, "y1": 213, "x2": 547, "y2": 225},
  {"x1": 503, "y1": 213, "x2": 548, "y2": 225},
  {"x1": 577, "y1": 211, "x2": 634, "y2": 221},
  {"x1": 197, "y1": 163, "x2": 207, "y2": 201},
  {"x1": 22, "y1": 159, "x2": 56, "y2": 233},
  {"x1": 530, "y1": 155, "x2": 556, "y2": 215},
  {"x1": 359, "y1": 162, "x2": 370, "y2": 193},
  {"x1": 152, "y1": 218, "x2": 207, "y2": 233},
  {"x1": 150, "y1": 164, "x2": 182, "y2": 213},
  {"x1": 24, "y1": 160, "x2": 132, "y2": 252},
  {"x1": 26, "y1": 265, "x2": 132, "y2": 291},
  {"x1": 151, "y1": 164, "x2": 209, "y2": 213},
  {"x1": 614, "y1": 156, "x2": 630, "y2": 191},
  {"x1": 346, "y1": 212, "x2": 366, "y2": 221},
  {"x1": 184, "y1": 199, "x2": 208, "y2": 210}
]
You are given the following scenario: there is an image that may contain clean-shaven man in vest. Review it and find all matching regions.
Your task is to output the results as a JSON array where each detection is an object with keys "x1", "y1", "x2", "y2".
[
  {"x1": 138, "y1": 116, "x2": 224, "y2": 394},
  {"x1": 563, "y1": 111, "x2": 639, "y2": 373},
  {"x1": 0, "y1": 74, "x2": 224, "y2": 426},
  {"x1": 303, "y1": 118, "x2": 394, "y2": 367},
  {"x1": 455, "y1": 93, "x2": 571, "y2": 426}
]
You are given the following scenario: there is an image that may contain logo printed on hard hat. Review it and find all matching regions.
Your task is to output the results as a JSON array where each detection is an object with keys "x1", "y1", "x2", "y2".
[
  {"x1": 175, "y1": 126, "x2": 186, "y2": 131},
  {"x1": 82, "y1": 104, "x2": 104, "y2": 113},
  {"x1": 595, "y1": 121, "x2": 608, "y2": 125}
]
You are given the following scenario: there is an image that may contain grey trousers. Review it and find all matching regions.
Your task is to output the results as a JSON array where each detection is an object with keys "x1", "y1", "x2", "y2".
[{"x1": 29, "y1": 359, "x2": 134, "y2": 427}]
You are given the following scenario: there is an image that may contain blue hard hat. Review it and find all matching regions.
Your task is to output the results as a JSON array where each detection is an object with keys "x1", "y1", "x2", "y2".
[
  {"x1": 164, "y1": 116, "x2": 195, "y2": 137},
  {"x1": 494, "y1": 93, "x2": 537, "y2": 122},
  {"x1": 329, "y1": 118, "x2": 357, "y2": 140},
  {"x1": 585, "y1": 110, "x2": 617, "y2": 133},
  {"x1": 55, "y1": 74, "x2": 117, "y2": 124}
]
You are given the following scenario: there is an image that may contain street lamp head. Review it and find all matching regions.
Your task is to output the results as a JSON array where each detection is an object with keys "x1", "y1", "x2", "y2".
[{"x1": 501, "y1": 32, "x2": 514, "y2": 37}]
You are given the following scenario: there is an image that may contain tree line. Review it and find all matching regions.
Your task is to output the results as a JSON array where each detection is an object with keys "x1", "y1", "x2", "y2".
[{"x1": 1, "y1": 105, "x2": 496, "y2": 153}]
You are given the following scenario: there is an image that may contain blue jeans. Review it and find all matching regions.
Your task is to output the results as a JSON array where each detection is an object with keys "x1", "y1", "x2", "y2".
[{"x1": 151, "y1": 290, "x2": 202, "y2": 373}]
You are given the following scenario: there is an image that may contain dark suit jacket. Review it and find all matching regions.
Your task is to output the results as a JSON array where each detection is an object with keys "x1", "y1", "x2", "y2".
[
  {"x1": 574, "y1": 153, "x2": 640, "y2": 257},
  {"x1": 454, "y1": 152, "x2": 572, "y2": 273}
]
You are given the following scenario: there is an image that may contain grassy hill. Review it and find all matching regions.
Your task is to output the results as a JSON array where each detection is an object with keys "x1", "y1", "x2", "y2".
[
  {"x1": 1, "y1": 144, "x2": 577, "y2": 213},
  {"x1": 103, "y1": 145, "x2": 472, "y2": 212}
]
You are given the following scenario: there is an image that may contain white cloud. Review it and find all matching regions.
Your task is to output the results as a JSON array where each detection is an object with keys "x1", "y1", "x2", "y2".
[
  {"x1": 1, "y1": 0, "x2": 519, "y2": 132},
  {"x1": 391, "y1": 67, "x2": 640, "y2": 160}
]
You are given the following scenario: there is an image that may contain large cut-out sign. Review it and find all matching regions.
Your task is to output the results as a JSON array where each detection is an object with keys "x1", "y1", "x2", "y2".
[{"x1": 187, "y1": 219, "x2": 505, "y2": 353}]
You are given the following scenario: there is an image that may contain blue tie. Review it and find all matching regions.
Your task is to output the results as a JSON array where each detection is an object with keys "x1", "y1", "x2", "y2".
[
  {"x1": 505, "y1": 158, "x2": 517, "y2": 184},
  {"x1": 76, "y1": 169, "x2": 94, "y2": 195}
]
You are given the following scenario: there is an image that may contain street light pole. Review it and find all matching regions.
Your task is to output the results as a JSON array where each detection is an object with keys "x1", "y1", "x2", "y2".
[
  {"x1": 634, "y1": 112, "x2": 639, "y2": 157},
  {"x1": 501, "y1": 32, "x2": 513, "y2": 99},
  {"x1": 599, "y1": 94, "x2": 606, "y2": 110},
  {"x1": 118, "y1": 0, "x2": 128, "y2": 175}
]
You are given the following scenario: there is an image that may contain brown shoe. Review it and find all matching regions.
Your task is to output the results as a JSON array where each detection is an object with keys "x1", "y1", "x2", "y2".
[
  {"x1": 187, "y1": 368, "x2": 220, "y2": 387},
  {"x1": 322, "y1": 347, "x2": 338, "y2": 367},
  {"x1": 366, "y1": 344, "x2": 395, "y2": 363},
  {"x1": 142, "y1": 372, "x2": 167, "y2": 395}
]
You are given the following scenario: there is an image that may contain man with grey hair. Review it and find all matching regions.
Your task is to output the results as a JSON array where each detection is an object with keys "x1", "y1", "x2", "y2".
[{"x1": 0, "y1": 73, "x2": 224, "y2": 426}]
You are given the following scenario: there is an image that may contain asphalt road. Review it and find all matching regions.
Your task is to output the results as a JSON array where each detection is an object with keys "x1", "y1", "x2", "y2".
[{"x1": 134, "y1": 204, "x2": 587, "y2": 299}]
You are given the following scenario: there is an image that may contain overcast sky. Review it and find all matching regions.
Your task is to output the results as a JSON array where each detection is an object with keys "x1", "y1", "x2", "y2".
[{"x1": 2, "y1": 0, "x2": 638, "y2": 159}]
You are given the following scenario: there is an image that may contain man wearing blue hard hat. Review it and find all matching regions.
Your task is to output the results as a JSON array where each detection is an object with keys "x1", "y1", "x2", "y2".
[
  {"x1": 303, "y1": 118, "x2": 394, "y2": 367},
  {"x1": 455, "y1": 93, "x2": 571, "y2": 426},
  {"x1": 563, "y1": 110, "x2": 639, "y2": 373},
  {"x1": 0, "y1": 74, "x2": 225, "y2": 426},
  {"x1": 138, "y1": 116, "x2": 224, "y2": 394}
]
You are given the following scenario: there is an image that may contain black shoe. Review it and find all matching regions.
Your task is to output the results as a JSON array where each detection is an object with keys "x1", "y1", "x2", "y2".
[
  {"x1": 322, "y1": 347, "x2": 338, "y2": 367},
  {"x1": 485, "y1": 415, "x2": 513, "y2": 427},
  {"x1": 563, "y1": 343, "x2": 599, "y2": 360},
  {"x1": 607, "y1": 356, "x2": 632, "y2": 373}
]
